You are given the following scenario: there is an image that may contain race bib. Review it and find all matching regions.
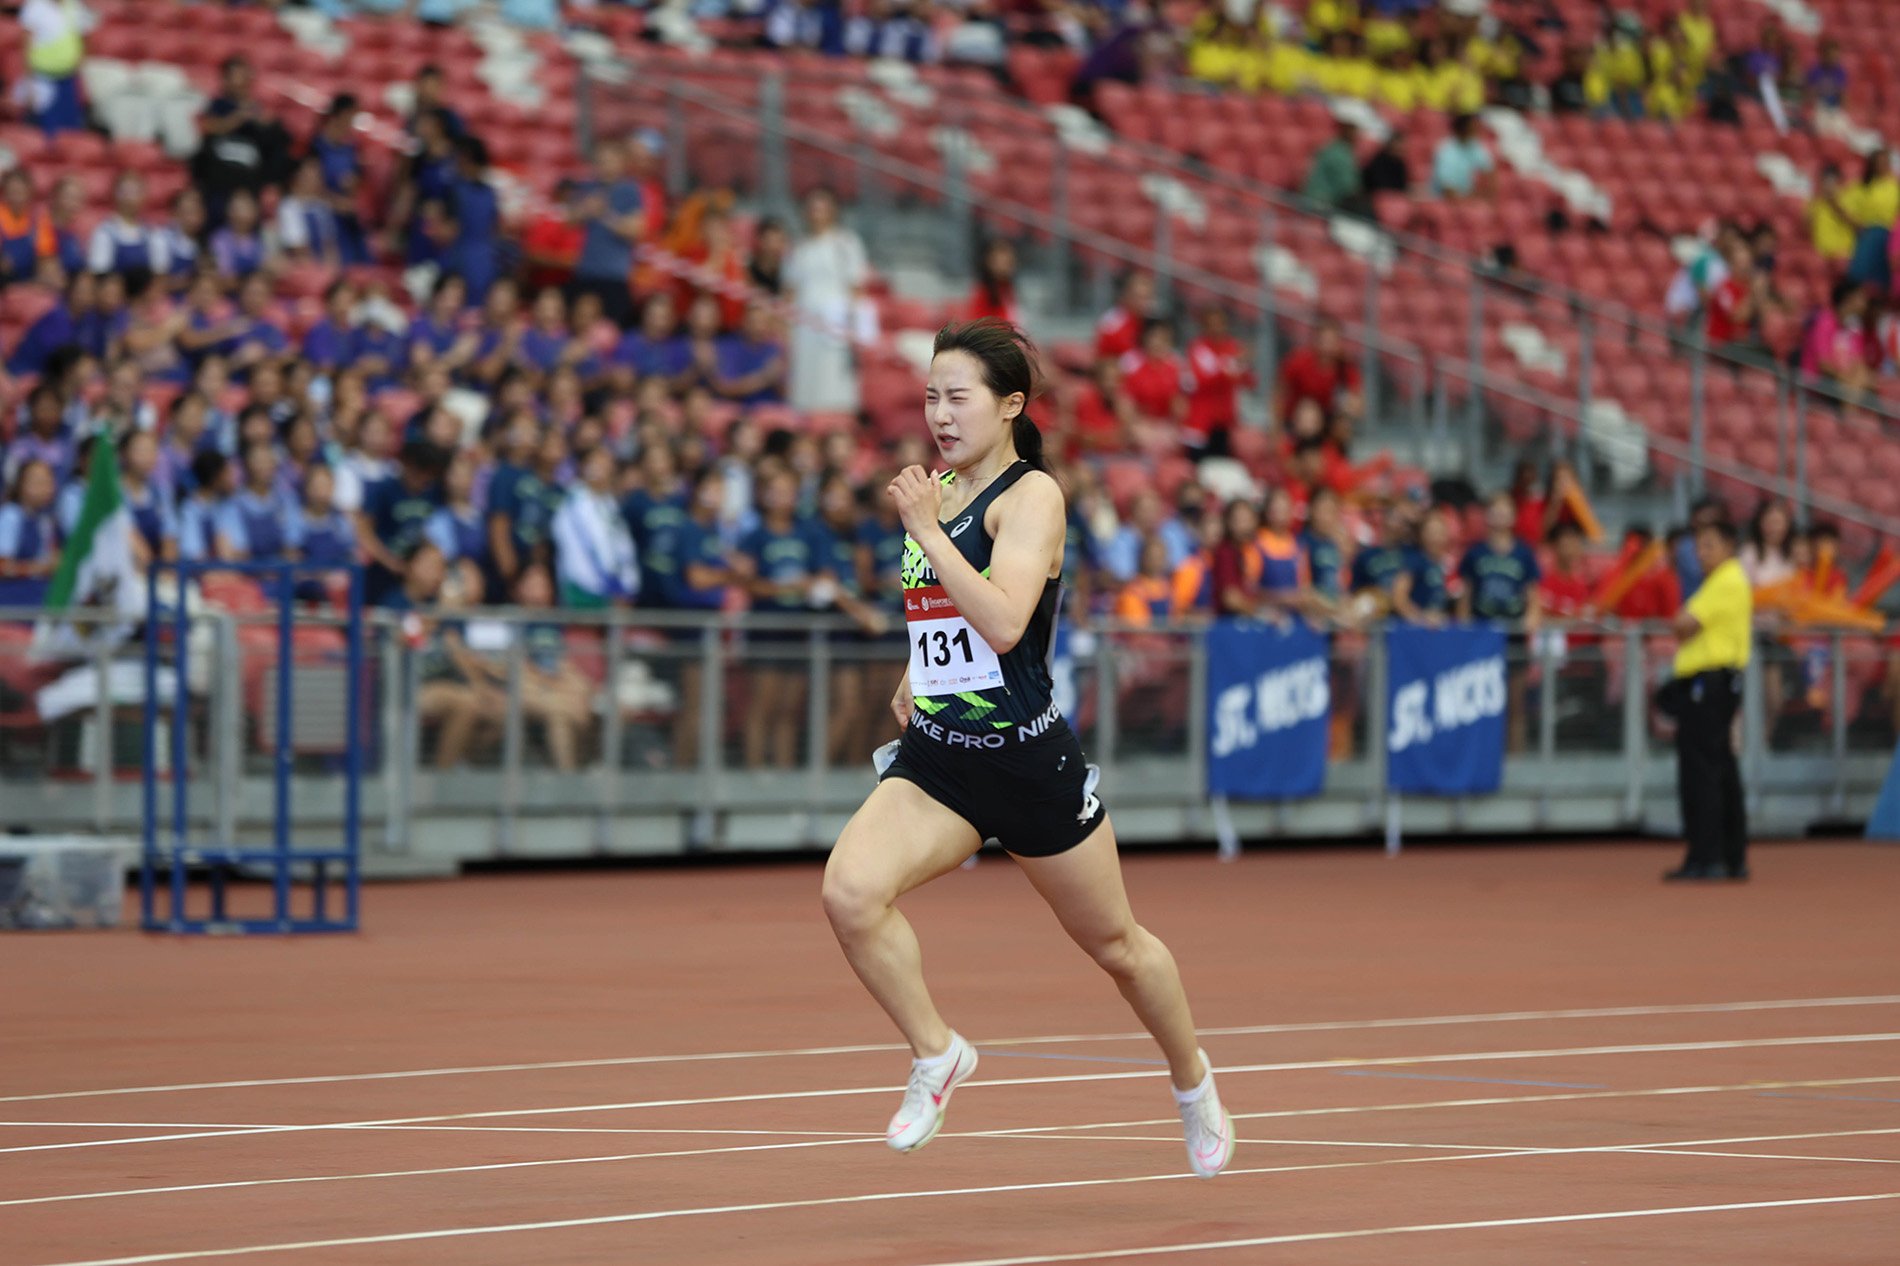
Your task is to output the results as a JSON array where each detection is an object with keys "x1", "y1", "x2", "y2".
[{"x1": 905, "y1": 584, "x2": 1004, "y2": 696}]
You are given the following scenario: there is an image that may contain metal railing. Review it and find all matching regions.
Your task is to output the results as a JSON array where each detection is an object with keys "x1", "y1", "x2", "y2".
[
  {"x1": 3, "y1": 606, "x2": 1892, "y2": 861},
  {"x1": 586, "y1": 59, "x2": 1900, "y2": 539}
]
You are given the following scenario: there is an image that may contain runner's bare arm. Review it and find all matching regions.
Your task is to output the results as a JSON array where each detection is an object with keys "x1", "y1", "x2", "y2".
[{"x1": 889, "y1": 466, "x2": 1063, "y2": 654}]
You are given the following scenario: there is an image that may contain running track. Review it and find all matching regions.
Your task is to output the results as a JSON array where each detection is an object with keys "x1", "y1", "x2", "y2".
[{"x1": 6, "y1": 840, "x2": 1900, "y2": 1264}]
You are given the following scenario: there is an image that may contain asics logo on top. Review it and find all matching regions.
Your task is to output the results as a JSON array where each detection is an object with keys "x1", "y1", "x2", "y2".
[{"x1": 949, "y1": 516, "x2": 975, "y2": 538}]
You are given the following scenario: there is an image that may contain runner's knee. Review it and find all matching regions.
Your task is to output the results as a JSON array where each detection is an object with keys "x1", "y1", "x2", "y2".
[{"x1": 821, "y1": 860, "x2": 891, "y2": 938}]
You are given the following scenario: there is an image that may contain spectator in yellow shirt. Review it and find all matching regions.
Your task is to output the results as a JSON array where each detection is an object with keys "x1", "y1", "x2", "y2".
[
  {"x1": 1676, "y1": 0, "x2": 1717, "y2": 77},
  {"x1": 1844, "y1": 150, "x2": 1900, "y2": 292},
  {"x1": 1807, "y1": 164, "x2": 1858, "y2": 263},
  {"x1": 1373, "y1": 48, "x2": 1423, "y2": 111},
  {"x1": 1244, "y1": 39, "x2": 1309, "y2": 96},
  {"x1": 1186, "y1": 14, "x2": 1255, "y2": 87},
  {"x1": 1645, "y1": 65, "x2": 1693, "y2": 122},
  {"x1": 1663, "y1": 517, "x2": 1751, "y2": 882},
  {"x1": 1305, "y1": 0, "x2": 1359, "y2": 46}
]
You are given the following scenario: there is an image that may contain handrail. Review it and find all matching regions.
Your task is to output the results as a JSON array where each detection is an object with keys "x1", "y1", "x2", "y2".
[
  {"x1": 590, "y1": 69, "x2": 1435, "y2": 367},
  {"x1": 592, "y1": 67, "x2": 1879, "y2": 533},
  {"x1": 1430, "y1": 356, "x2": 1900, "y2": 538},
  {"x1": 617, "y1": 50, "x2": 1900, "y2": 433}
]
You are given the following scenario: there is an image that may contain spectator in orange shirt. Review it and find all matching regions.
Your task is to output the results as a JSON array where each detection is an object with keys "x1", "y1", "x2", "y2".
[
  {"x1": 1169, "y1": 502, "x2": 1222, "y2": 619},
  {"x1": 1095, "y1": 270, "x2": 1156, "y2": 362},
  {"x1": 1255, "y1": 485, "x2": 1311, "y2": 617},
  {"x1": 968, "y1": 238, "x2": 1021, "y2": 325},
  {"x1": 1185, "y1": 306, "x2": 1252, "y2": 459},
  {"x1": 1277, "y1": 316, "x2": 1361, "y2": 428},
  {"x1": 1115, "y1": 535, "x2": 1177, "y2": 626},
  {"x1": 1121, "y1": 319, "x2": 1188, "y2": 430}
]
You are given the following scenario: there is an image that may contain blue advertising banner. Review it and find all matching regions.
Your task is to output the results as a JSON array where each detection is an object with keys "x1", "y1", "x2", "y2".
[
  {"x1": 1206, "y1": 620, "x2": 1331, "y2": 799},
  {"x1": 1385, "y1": 624, "x2": 1508, "y2": 796}
]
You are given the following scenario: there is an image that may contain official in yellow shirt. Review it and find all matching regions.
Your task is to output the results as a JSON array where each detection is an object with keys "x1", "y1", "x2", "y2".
[{"x1": 1666, "y1": 519, "x2": 1751, "y2": 881}]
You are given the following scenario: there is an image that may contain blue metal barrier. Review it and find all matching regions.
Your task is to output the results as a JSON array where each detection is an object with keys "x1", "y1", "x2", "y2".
[{"x1": 140, "y1": 561, "x2": 364, "y2": 934}]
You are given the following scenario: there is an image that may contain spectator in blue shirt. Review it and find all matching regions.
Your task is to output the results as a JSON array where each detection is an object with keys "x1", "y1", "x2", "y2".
[
  {"x1": 152, "y1": 392, "x2": 207, "y2": 502},
  {"x1": 156, "y1": 188, "x2": 206, "y2": 286},
  {"x1": 1430, "y1": 113, "x2": 1496, "y2": 200},
  {"x1": 288, "y1": 463, "x2": 357, "y2": 602},
  {"x1": 406, "y1": 66, "x2": 464, "y2": 141},
  {"x1": 178, "y1": 450, "x2": 239, "y2": 563},
  {"x1": 117, "y1": 430, "x2": 179, "y2": 568},
  {"x1": 301, "y1": 280, "x2": 357, "y2": 374},
  {"x1": 355, "y1": 439, "x2": 448, "y2": 605},
  {"x1": 176, "y1": 272, "x2": 248, "y2": 370},
  {"x1": 613, "y1": 291, "x2": 691, "y2": 389},
  {"x1": 1393, "y1": 506, "x2": 1453, "y2": 624},
  {"x1": 570, "y1": 138, "x2": 644, "y2": 326},
  {"x1": 5, "y1": 385, "x2": 74, "y2": 488},
  {"x1": 309, "y1": 95, "x2": 369, "y2": 264},
  {"x1": 209, "y1": 188, "x2": 269, "y2": 280},
  {"x1": 1299, "y1": 485, "x2": 1350, "y2": 611},
  {"x1": 423, "y1": 448, "x2": 490, "y2": 594},
  {"x1": 737, "y1": 462, "x2": 821, "y2": 768},
  {"x1": 1101, "y1": 487, "x2": 1196, "y2": 584},
  {"x1": 489, "y1": 422, "x2": 566, "y2": 594},
  {"x1": 218, "y1": 442, "x2": 298, "y2": 563},
  {"x1": 1458, "y1": 493, "x2": 1543, "y2": 623},
  {"x1": 449, "y1": 135, "x2": 501, "y2": 302},
  {"x1": 277, "y1": 158, "x2": 344, "y2": 268},
  {"x1": 0, "y1": 458, "x2": 60, "y2": 609},
  {"x1": 6, "y1": 270, "x2": 94, "y2": 378},
  {"x1": 228, "y1": 273, "x2": 290, "y2": 378},
  {"x1": 658, "y1": 465, "x2": 737, "y2": 767},
  {"x1": 1349, "y1": 502, "x2": 1413, "y2": 616},
  {"x1": 714, "y1": 299, "x2": 789, "y2": 405},
  {"x1": 87, "y1": 173, "x2": 168, "y2": 280},
  {"x1": 621, "y1": 442, "x2": 690, "y2": 602},
  {"x1": 519, "y1": 286, "x2": 589, "y2": 378},
  {"x1": 407, "y1": 273, "x2": 478, "y2": 377}
]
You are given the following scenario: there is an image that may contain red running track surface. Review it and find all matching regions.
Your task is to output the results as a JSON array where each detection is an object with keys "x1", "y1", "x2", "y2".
[{"x1": 6, "y1": 840, "x2": 1900, "y2": 1265}]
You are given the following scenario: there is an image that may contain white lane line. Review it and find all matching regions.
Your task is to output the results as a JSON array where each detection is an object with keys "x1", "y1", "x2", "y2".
[
  {"x1": 910, "y1": 1193, "x2": 1900, "y2": 1266},
  {"x1": 1634, "y1": 1148, "x2": 1900, "y2": 1166},
  {"x1": 8, "y1": 1095, "x2": 1899, "y2": 1219},
  {"x1": 8, "y1": 994, "x2": 1895, "y2": 1106},
  {"x1": 8, "y1": 1031, "x2": 1898, "y2": 1158},
  {"x1": 987, "y1": 1075, "x2": 1900, "y2": 1136},
  {"x1": 31, "y1": 1141, "x2": 1900, "y2": 1266}
]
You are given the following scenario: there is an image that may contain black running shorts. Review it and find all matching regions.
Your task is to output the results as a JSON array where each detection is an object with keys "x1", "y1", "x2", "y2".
[{"x1": 878, "y1": 703, "x2": 1106, "y2": 858}]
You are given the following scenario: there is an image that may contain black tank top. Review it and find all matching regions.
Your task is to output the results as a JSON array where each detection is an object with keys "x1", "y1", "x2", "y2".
[{"x1": 900, "y1": 461, "x2": 1062, "y2": 731}]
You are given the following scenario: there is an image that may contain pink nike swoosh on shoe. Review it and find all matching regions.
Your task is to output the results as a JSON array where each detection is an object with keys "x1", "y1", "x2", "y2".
[{"x1": 930, "y1": 1051, "x2": 966, "y2": 1106}]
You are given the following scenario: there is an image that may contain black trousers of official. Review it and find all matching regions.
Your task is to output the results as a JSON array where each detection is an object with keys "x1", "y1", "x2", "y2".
[{"x1": 1674, "y1": 668, "x2": 1748, "y2": 872}]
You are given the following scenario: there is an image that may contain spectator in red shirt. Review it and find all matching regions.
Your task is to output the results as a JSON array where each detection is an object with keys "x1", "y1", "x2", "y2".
[
  {"x1": 675, "y1": 207, "x2": 748, "y2": 331},
  {"x1": 1277, "y1": 316, "x2": 1361, "y2": 428},
  {"x1": 968, "y1": 238, "x2": 1021, "y2": 325},
  {"x1": 1095, "y1": 270, "x2": 1156, "y2": 362},
  {"x1": 1185, "y1": 306, "x2": 1252, "y2": 459},
  {"x1": 1704, "y1": 236, "x2": 1778, "y2": 360},
  {"x1": 520, "y1": 179, "x2": 586, "y2": 292},
  {"x1": 1065, "y1": 358, "x2": 1139, "y2": 456},
  {"x1": 1610, "y1": 526, "x2": 1682, "y2": 621},
  {"x1": 1538, "y1": 520, "x2": 1596, "y2": 625},
  {"x1": 1120, "y1": 319, "x2": 1187, "y2": 431},
  {"x1": 1210, "y1": 497, "x2": 1265, "y2": 617}
]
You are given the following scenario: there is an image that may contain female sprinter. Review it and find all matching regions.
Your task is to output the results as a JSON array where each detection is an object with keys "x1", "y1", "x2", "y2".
[{"x1": 821, "y1": 319, "x2": 1235, "y2": 1178}]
